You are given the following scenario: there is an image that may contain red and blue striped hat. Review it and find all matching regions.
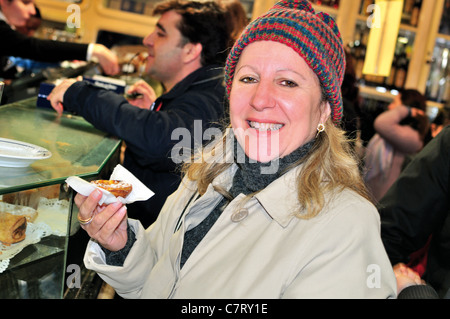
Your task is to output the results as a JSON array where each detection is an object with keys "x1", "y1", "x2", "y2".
[{"x1": 224, "y1": 0, "x2": 345, "y2": 124}]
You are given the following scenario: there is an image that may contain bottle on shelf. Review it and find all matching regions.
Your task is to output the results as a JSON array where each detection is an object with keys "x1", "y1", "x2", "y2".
[
  {"x1": 353, "y1": 30, "x2": 366, "y2": 81},
  {"x1": 426, "y1": 47, "x2": 450, "y2": 103},
  {"x1": 394, "y1": 52, "x2": 409, "y2": 89},
  {"x1": 440, "y1": 73, "x2": 450, "y2": 103},
  {"x1": 384, "y1": 39, "x2": 412, "y2": 90},
  {"x1": 410, "y1": 0, "x2": 422, "y2": 27},
  {"x1": 360, "y1": 0, "x2": 374, "y2": 16},
  {"x1": 401, "y1": 0, "x2": 414, "y2": 25},
  {"x1": 403, "y1": 0, "x2": 414, "y2": 15},
  {"x1": 385, "y1": 54, "x2": 398, "y2": 89},
  {"x1": 354, "y1": 24, "x2": 386, "y2": 87},
  {"x1": 438, "y1": 0, "x2": 450, "y2": 34}
]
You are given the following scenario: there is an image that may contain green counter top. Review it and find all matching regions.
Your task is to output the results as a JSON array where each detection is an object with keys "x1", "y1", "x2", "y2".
[{"x1": 0, "y1": 98, "x2": 121, "y2": 194}]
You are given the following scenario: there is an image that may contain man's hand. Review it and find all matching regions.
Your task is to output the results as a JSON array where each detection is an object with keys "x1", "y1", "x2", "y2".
[
  {"x1": 126, "y1": 80, "x2": 157, "y2": 109},
  {"x1": 91, "y1": 44, "x2": 120, "y2": 76},
  {"x1": 47, "y1": 78, "x2": 78, "y2": 115}
]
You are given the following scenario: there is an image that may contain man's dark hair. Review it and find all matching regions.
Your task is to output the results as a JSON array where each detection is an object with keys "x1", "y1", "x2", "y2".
[{"x1": 153, "y1": 0, "x2": 231, "y2": 66}]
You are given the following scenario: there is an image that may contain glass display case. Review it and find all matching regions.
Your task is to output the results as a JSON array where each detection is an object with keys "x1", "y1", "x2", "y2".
[{"x1": 0, "y1": 98, "x2": 121, "y2": 298}]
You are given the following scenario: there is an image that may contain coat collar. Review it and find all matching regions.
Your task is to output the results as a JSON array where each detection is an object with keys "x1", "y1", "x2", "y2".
[
  {"x1": 159, "y1": 64, "x2": 224, "y2": 101},
  {"x1": 253, "y1": 166, "x2": 303, "y2": 228},
  {"x1": 212, "y1": 130, "x2": 303, "y2": 228}
]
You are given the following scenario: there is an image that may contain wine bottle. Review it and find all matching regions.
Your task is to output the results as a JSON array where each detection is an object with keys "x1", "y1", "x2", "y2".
[
  {"x1": 394, "y1": 53, "x2": 409, "y2": 89},
  {"x1": 403, "y1": 0, "x2": 414, "y2": 14},
  {"x1": 354, "y1": 31, "x2": 365, "y2": 80},
  {"x1": 385, "y1": 54, "x2": 398, "y2": 89},
  {"x1": 410, "y1": 0, "x2": 422, "y2": 27}
]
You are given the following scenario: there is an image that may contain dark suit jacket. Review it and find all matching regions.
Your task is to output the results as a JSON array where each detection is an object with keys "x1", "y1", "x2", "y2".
[{"x1": 1, "y1": 20, "x2": 88, "y2": 76}]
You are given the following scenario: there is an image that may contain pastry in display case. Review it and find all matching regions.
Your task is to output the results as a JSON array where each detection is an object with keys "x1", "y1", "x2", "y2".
[
  {"x1": 0, "y1": 212, "x2": 28, "y2": 245},
  {"x1": 0, "y1": 185, "x2": 70, "y2": 298},
  {"x1": 0, "y1": 97, "x2": 122, "y2": 298}
]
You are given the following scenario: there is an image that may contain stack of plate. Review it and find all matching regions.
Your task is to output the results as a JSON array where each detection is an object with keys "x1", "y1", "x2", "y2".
[{"x1": 0, "y1": 138, "x2": 52, "y2": 168}]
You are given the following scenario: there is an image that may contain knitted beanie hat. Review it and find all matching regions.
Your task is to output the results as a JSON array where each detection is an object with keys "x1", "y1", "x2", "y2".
[{"x1": 224, "y1": 0, "x2": 345, "y2": 124}]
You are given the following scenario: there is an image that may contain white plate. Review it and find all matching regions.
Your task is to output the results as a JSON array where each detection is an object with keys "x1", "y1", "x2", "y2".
[{"x1": 0, "y1": 138, "x2": 52, "y2": 167}]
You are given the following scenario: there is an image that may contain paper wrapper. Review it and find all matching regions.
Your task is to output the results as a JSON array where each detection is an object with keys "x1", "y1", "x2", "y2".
[{"x1": 65, "y1": 164, "x2": 154, "y2": 205}]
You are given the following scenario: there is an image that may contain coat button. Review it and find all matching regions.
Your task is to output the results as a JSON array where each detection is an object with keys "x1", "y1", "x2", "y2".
[{"x1": 231, "y1": 208, "x2": 249, "y2": 222}]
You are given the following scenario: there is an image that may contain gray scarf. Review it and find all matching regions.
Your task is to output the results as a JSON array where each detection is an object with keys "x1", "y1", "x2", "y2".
[{"x1": 180, "y1": 137, "x2": 315, "y2": 268}]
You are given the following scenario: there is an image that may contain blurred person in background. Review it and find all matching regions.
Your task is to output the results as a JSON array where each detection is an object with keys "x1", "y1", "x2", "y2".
[
  {"x1": 219, "y1": 0, "x2": 249, "y2": 48},
  {"x1": 7, "y1": 4, "x2": 59, "y2": 76},
  {"x1": 15, "y1": 2, "x2": 40, "y2": 36},
  {"x1": 379, "y1": 126, "x2": 450, "y2": 298},
  {"x1": 364, "y1": 89, "x2": 429, "y2": 201},
  {"x1": 0, "y1": 0, "x2": 119, "y2": 78}
]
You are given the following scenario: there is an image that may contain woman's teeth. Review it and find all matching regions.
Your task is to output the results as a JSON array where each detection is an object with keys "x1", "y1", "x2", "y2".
[{"x1": 248, "y1": 121, "x2": 284, "y2": 131}]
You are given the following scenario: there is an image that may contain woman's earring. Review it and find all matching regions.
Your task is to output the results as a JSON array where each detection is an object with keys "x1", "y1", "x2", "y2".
[{"x1": 316, "y1": 123, "x2": 325, "y2": 138}]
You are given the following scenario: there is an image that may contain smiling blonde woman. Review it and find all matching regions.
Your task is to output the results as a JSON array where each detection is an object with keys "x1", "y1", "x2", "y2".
[{"x1": 76, "y1": 0, "x2": 397, "y2": 299}]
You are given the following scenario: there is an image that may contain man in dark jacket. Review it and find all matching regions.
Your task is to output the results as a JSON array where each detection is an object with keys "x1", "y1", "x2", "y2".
[
  {"x1": 378, "y1": 126, "x2": 450, "y2": 298},
  {"x1": 48, "y1": 0, "x2": 230, "y2": 228}
]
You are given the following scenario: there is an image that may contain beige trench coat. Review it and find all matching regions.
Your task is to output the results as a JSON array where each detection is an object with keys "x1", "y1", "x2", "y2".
[{"x1": 84, "y1": 158, "x2": 397, "y2": 298}]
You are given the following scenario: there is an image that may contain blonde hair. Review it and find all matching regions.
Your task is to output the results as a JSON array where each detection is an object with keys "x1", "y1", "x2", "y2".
[
  {"x1": 182, "y1": 118, "x2": 371, "y2": 219},
  {"x1": 295, "y1": 120, "x2": 371, "y2": 218}
]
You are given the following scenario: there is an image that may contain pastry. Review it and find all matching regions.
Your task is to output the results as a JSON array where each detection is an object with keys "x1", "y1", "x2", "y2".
[
  {"x1": 0, "y1": 212, "x2": 27, "y2": 245},
  {"x1": 0, "y1": 202, "x2": 38, "y2": 223},
  {"x1": 91, "y1": 180, "x2": 133, "y2": 198}
]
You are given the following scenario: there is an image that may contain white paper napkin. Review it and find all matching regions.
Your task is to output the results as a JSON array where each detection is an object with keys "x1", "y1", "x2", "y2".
[{"x1": 65, "y1": 164, "x2": 154, "y2": 205}]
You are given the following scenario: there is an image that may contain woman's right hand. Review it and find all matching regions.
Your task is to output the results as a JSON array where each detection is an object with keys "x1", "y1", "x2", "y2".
[{"x1": 75, "y1": 189, "x2": 128, "y2": 251}]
